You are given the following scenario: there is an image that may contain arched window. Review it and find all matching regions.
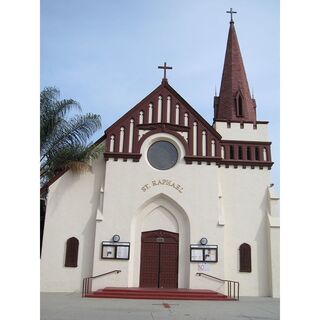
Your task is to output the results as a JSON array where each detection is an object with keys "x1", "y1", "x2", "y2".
[
  {"x1": 236, "y1": 92, "x2": 244, "y2": 117},
  {"x1": 65, "y1": 237, "x2": 79, "y2": 267},
  {"x1": 239, "y1": 243, "x2": 251, "y2": 272}
]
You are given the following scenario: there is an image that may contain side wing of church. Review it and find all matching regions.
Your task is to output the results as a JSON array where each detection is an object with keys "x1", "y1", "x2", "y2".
[{"x1": 41, "y1": 18, "x2": 280, "y2": 298}]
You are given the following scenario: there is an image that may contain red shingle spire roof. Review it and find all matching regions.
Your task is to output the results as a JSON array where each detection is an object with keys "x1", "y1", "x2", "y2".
[{"x1": 214, "y1": 20, "x2": 256, "y2": 123}]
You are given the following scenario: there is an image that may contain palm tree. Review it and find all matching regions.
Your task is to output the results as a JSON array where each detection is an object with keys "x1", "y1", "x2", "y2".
[{"x1": 40, "y1": 87, "x2": 102, "y2": 186}]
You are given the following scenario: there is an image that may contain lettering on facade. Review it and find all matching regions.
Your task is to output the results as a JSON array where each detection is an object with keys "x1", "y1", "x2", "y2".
[{"x1": 141, "y1": 179, "x2": 184, "y2": 193}]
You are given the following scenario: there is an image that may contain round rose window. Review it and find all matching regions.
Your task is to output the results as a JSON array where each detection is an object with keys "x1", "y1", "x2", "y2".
[{"x1": 147, "y1": 141, "x2": 178, "y2": 170}]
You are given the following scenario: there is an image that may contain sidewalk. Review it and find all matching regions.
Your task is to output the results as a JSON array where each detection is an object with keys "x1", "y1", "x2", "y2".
[{"x1": 41, "y1": 293, "x2": 280, "y2": 320}]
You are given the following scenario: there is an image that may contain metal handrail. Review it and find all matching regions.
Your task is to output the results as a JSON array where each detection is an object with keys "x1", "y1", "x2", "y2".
[
  {"x1": 196, "y1": 272, "x2": 240, "y2": 300},
  {"x1": 82, "y1": 269, "x2": 121, "y2": 297}
]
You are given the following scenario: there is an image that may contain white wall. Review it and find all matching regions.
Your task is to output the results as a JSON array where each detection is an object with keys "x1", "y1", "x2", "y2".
[
  {"x1": 269, "y1": 227, "x2": 280, "y2": 298},
  {"x1": 220, "y1": 166, "x2": 272, "y2": 296},
  {"x1": 214, "y1": 121, "x2": 269, "y2": 141},
  {"x1": 40, "y1": 153, "x2": 105, "y2": 292},
  {"x1": 267, "y1": 186, "x2": 280, "y2": 298}
]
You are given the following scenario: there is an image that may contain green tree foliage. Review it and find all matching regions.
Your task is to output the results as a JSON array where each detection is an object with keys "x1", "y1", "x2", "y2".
[{"x1": 40, "y1": 87, "x2": 102, "y2": 186}]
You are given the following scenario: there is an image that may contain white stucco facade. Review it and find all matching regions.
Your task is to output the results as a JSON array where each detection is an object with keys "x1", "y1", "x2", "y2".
[{"x1": 41, "y1": 123, "x2": 280, "y2": 297}]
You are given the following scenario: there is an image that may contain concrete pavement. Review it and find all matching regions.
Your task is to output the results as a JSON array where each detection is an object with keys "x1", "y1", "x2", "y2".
[{"x1": 41, "y1": 293, "x2": 280, "y2": 320}]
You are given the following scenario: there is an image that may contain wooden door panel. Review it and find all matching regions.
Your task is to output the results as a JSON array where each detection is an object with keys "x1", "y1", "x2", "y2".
[
  {"x1": 159, "y1": 243, "x2": 178, "y2": 288},
  {"x1": 139, "y1": 242, "x2": 159, "y2": 287},
  {"x1": 140, "y1": 230, "x2": 179, "y2": 288}
]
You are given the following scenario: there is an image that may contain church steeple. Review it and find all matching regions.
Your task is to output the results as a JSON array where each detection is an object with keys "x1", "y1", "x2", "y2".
[{"x1": 214, "y1": 12, "x2": 256, "y2": 123}]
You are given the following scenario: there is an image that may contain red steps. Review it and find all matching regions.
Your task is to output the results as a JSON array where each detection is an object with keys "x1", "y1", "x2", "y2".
[{"x1": 84, "y1": 287, "x2": 234, "y2": 301}]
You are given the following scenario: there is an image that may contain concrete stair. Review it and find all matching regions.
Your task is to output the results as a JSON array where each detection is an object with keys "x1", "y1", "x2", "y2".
[{"x1": 84, "y1": 287, "x2": 235, "y2": 301}]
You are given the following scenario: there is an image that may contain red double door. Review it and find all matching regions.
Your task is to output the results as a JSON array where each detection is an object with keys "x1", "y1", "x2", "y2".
[{"x1": 139, "y1": 230, "x2": 179, "y2": 289}]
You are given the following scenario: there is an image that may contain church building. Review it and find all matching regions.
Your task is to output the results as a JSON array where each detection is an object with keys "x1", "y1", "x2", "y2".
[{"x1": 40, "y1": 13, "x2": 280, "y2": 298}]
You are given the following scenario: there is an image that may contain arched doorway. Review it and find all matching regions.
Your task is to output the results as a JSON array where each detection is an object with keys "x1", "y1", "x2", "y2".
[
  {"x1": 129, "y1": 193, "x2": 190, "y2": 288},
  {"x1": 139, "y1": 229, "x2": 179, "y2": 288}
]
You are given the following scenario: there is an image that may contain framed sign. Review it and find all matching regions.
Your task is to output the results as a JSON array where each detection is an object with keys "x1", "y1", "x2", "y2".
[
  {"x1": 116, "y1": 246, "x2": 129, "y2": 259},
  {"x1": 102, "y1": 245, "x2": 116, "y2": 259},
  {"x1": 190, "y1": 245, "x2": 218, "y2": 262},
  {"x1": 204, "y1": 248, "x2": 217, "y2": 262},
  {"x1": 191, "y1": 249, "x2": 203, "y2": 261},
  {"x1": 101, "y1": 241, "x2": 130, "y2": 260}
]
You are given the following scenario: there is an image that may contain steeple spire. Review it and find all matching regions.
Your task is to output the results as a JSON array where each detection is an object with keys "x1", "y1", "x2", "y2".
[{"x1": 214, "y1": 13, "x2": 256, "y2": 123}]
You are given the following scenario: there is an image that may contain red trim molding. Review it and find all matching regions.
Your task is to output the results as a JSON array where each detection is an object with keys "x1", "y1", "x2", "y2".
[
  {"x1": 217, "y1": 160, "x2": 274, "y2": 169},
  {"x1": 221, "y1": 140, "x2": 271, "y2": 146},
  {"x1": 104, "y1": 152, "x2": 141, "y2": 162},
  {"x1": 214, "y1": 120, "x2": 269, "y2": 125},
  {"x1": 184, "y1": 156, "x2": 221, "y2": 165}
]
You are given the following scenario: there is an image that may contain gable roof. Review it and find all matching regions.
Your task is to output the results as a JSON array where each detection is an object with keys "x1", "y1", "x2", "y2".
[
  {"x1": 106, "y1": 80, "x2": 221, "y2": 140},
  {"x1": 104, "y1": 79, "x2": 222, "y2": 162}
]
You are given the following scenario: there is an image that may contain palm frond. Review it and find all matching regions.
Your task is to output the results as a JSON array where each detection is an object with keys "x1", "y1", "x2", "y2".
[
  {"x1": 40, "y1": 87, "x2": 102, "y2": 186},
  {"x1": 40, "y1": 87, "x2": 82, "y2": 153},
  {"x1": 42, "y1": 114, "x2": 101, "y2": 160}
]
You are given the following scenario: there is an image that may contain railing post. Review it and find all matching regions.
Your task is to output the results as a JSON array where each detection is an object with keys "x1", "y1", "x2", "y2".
[
  {"x1": 86, "y1": 278, "x2": 89, "y2": 295},
  {"x1": 238, "y1": 282, "x2": 240, "y2": 301},
  {"x1": 82, "y1": 279, "x2": 85, "y2": 297},
  {"x1": 234, "y1": 282, "x2": 235, "y2": 300}
]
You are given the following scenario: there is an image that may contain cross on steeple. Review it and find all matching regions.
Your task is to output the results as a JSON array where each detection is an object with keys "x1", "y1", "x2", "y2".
[
  {"x1": 158, "y1": 62, "x2": 172, "y2": 81},
  {"x1": 226, "y1": 8, "x2": 237, "y2": 23}
]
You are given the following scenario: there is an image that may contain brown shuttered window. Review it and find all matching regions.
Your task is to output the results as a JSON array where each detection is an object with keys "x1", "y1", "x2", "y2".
[
  {"x1": 230, "y1": 145, "x2": 234, "y2": 159},
  {"x1": 65, "y1": 237, "x2": 79, "y2": 267},
  {"x1": 239, "y1": 243, "x2": 252, "y2": 272},
  {"x1": 255, "y1": 147, "x2": 260, "y2": 161},
  {"x1": 247, "y1": 147, "x2": 251, "y2": 160},
  {"x1": 238, "y1": 146, "x2": 243, "y2": 160}
]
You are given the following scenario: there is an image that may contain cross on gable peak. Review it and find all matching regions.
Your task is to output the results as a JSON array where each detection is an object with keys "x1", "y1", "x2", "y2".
[{"x1": 158, "y1": 62, "x2": 173, "y2": 82}]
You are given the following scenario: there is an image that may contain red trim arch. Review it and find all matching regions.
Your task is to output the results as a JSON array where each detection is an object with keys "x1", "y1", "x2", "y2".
[{"x1": 136, "y1": 125, "x2": 189, "y2": 155}]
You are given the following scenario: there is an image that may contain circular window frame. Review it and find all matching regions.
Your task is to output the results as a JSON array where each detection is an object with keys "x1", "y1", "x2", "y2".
[{"x1": 147, "y1": 140, "x2": 179, "y2": 171}]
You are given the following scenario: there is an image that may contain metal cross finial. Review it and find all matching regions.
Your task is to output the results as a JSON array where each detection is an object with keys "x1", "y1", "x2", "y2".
[
  {"x1": 226, "y1": 8, "x2": 237, "y2": 23},
  {"x1": 158, "y1": 62, "x2": 173, "y2": 80}
]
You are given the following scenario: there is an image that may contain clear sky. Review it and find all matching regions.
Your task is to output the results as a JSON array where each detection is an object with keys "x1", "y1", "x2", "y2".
[{"x1": 41, "y1": 0, "x2": 280, "y2": 190}]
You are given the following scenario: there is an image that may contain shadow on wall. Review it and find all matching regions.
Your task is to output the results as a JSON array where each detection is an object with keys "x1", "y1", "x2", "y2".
[
  {"x1": 254, "y1": 187, "x2": 272, "y2": 296},
  {"x1": 79, "y1": 154, "x2": 106, "y2": 289}
]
